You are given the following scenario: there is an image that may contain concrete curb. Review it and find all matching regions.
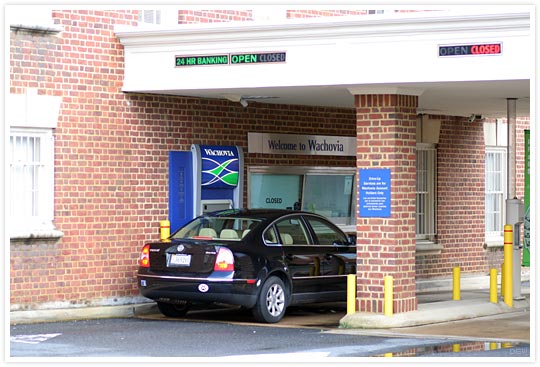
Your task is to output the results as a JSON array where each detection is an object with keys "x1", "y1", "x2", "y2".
[
  {"x1": 10, "y1": 303, "x2": 155, "y2": 325},
  {"x1": 339, "y1": 298, "x2": 530, "y2": 329}
]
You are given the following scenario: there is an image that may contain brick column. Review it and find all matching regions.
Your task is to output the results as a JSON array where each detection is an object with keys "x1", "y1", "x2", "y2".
[{"x1": 355, "y1": 94, "x2": 418, "y2": 313}]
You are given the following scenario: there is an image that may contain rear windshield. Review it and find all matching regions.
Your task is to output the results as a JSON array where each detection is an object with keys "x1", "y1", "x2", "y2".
[{"x1": 172, "y1": 216, "x2": 262, "y2": 241}]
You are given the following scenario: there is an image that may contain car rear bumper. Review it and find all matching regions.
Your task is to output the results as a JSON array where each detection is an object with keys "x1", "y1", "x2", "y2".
[{"x1": 137, "y1": 274, "x2": 259, "y2": 308}]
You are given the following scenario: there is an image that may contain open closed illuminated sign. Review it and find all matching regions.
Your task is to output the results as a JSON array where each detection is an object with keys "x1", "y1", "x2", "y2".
[
  {"x1": 175, "y1": 52, "x2": 286, "y2": 67},
  {"x1": 439, "y1": 43, "x2": 502, "y2": 57}
]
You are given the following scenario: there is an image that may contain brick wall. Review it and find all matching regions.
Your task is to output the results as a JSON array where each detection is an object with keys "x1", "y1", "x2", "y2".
[
  {"x1": 287, "y1": 10, "x2": 370, "y2": 18},
  {"x1": 355, "y1": 94, "x2": 418, "y2": 313},
  {"x1": 176, "y1": 8, "x2": 424, "y2": 24},
  {"x1": 415, "y1": 116, "x2": 530, "y2": 279},
  {"x1": 416, "y1": 116, "x2": 487, "y2": 278},
  {"x1": 178, "y1": 10, "x2": 253, "y2": 24},
  {"x1": 9, "y1": 9, "x2": 356, "y2": 309}
]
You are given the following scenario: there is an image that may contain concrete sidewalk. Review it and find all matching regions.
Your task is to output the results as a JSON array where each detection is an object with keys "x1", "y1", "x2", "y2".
[
  {"x1": 340, "y1": 292, "x2": 530, "y2": 329},
  {"x1": 340, "y1": 270, "x2": 531, "y2": 329}
]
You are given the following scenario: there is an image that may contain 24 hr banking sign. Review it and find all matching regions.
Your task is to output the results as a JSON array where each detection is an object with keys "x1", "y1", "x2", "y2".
[{"x1": 359, "y1": 168, "x2": 391, "y2": 218}]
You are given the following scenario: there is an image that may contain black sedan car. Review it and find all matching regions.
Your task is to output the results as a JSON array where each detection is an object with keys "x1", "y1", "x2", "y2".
[{"x1": 137, "y1": 209, "x2": 356, "y2": 323}]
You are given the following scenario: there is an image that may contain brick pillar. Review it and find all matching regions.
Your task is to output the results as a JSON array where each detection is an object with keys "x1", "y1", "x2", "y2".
[{"x1": 355, "y1": 94, "x2": 418, "y2": 314}]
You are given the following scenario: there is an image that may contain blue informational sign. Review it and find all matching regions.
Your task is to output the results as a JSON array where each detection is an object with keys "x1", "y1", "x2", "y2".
[
  {"x1": 359, "y1": 168, "x2": 391, "y2": 218},
  {"x1": 199, "y1": 145, "x2": 240, "y2": 189}
]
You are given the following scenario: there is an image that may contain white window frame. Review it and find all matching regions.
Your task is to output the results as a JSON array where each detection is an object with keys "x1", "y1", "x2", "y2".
[
  {"x1": 485, "y1": 146, "x2": 507, "y2": 241},
  {"x1": 9, "y1": 128, "x2": 55, "y2": 234},
  {"x1": 137, "y1": 8, "x2": 178, "y2": 26},
  {"x1": 416, "y1": 143, "x2": 437, "y2": 241}
]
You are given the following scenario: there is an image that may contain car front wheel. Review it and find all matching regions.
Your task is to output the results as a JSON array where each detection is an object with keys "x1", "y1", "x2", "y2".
[{"x1": 252, "y1": 276, "x2": 287, "y2": 323}]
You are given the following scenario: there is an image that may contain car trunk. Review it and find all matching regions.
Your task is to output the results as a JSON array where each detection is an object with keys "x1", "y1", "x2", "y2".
[{"x1": 148, "y1": 240, "x2": 219, "y2": 275}]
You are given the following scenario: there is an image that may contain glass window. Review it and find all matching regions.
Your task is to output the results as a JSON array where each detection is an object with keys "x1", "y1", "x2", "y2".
[
  {"x1": 416, "y1": 144, "x2": 437, "y2": 240},
  {"x1": 172, "y1": 216, "x2": 262, "y2": 241},
  {"x1": 302, "y1": 174, "x2": 353, "y2": 224},
  {"x1": 9, "y1": 128, "x2": 54, "y2": 231},
  {"x1": 304, "y1": 216, "x2": 348, "y2": 246},
  {"x1": 248, "y1": 167, "x2": 356, "y2": 228},
  {"x1": 138, "y1": 10, "x2": 161, "y2": 24},
  {"x1": 274, "y1": 216, "x2": 310, "y2": 245},
  {"x1": 137, "y1": 9, "x2": 178, "y2": 26},
  {"x1": 485, "y1": 147, "x2": 507, "y2": 238},
  {"x1": 263, "y1": 226, "x2": 278, "y2": 244},
  {"x1": 250, "y1": 174, "x2": 302, "y2": 210}
]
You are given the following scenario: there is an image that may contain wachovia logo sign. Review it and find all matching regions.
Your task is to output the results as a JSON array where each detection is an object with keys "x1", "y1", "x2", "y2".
[{"x1": 200, "y1": 146, "x2": 240, "y2": 188}]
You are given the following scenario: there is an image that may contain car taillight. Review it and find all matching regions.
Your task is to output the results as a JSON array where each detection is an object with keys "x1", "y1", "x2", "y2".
[
  {"x1": 139, "y1": 244, "x2": 151, "y2": 268},
  {"x1": 214, "y1": 247, "x2": 234, "y2": 272}
]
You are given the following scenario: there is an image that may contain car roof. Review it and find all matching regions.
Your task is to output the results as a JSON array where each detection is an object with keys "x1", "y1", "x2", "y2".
[{"x1": 203, "y1": 208, "x2": 307, "y2": 221}]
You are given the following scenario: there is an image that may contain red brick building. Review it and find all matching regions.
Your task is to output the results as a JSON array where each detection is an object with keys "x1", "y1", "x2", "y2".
[{"x1": 8, "y1": 7, "x2": 531, "y2": 314}]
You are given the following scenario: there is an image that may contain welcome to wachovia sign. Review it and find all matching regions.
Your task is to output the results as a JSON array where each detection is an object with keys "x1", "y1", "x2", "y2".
[{"x1": 248, "y1": 132, "x2": 356, "y2": 156}]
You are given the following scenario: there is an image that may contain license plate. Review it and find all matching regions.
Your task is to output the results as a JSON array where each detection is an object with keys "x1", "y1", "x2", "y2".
[{"x1": 170, "y1": 254, "x2": 191, "y2": 266}]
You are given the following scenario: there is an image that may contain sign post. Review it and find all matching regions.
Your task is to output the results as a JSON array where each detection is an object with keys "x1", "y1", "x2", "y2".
[{"x1": 523, "y1": 130, "x2": 530, "y2": 266}]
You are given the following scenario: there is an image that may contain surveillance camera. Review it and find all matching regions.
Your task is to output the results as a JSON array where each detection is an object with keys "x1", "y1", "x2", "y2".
[
  {"x1": 468, "y1": 114, "x2": 483, "y2": 123},
  {"x1": 240, "y1": 98, "x2": 248, "y2": 108}
]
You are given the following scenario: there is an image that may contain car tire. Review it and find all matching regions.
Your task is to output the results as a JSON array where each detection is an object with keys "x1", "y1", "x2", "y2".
[
  {"x1": 157, "y1": 301, "x2": 191, "y2": 318},
  {"x1": 252, "y1": 276, "x2": 287, "y2": 323}
]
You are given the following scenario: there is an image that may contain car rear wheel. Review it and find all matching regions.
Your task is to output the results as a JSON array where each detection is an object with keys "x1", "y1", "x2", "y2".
[
  {"x1": 157, "y1": 301, "x2": 191, "y2": 318},
  {"x1": 252, "y1": 276, "x2": 287, "y2": 323}
]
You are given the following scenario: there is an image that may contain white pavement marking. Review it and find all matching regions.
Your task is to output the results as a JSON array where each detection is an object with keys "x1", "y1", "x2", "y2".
[{"x1": 10, "y1": 333, "x2": 62, "y2": 344}]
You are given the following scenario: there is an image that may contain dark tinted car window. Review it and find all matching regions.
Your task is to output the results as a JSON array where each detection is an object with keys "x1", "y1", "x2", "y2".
[
  {"x1": 304, "y1": 216, "x2": 348, "y2": 246},
  {"x1": 263, "y1": 226, "x2": 278, "y2": 244},
  {"x1": 275, "y1": 216, "x2": 311, "y2": 245},
  {"x1": 172, "y1": 216, "x2": 262, "y2": 241}
]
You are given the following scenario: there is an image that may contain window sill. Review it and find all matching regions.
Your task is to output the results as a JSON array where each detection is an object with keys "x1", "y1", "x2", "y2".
[
  {"x1": 484, "y1": 239, "x2": 504, "y2": 249},
  {"x1": 416, "y1": 240, "x2": 443, "y2": 255},
  {"x1": 10, "y1": 228, "x2": 64, "y2": 245}
]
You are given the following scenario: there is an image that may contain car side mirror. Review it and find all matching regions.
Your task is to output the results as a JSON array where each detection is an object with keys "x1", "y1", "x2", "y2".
[{"x1": 347, "y1": 234, "x2": 357, "y2": 246}]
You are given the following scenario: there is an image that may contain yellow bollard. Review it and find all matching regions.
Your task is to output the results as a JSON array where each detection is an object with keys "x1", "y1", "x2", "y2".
[
  {"x1": 503, "y1": 225, "x2": 513, "y2": 307},
  {"x1": 452, "y1": 267, "x2": 461, "y2": 301},
  {"x1": 490, "y1": 268, "x2": 498, "y2": 303},
  {"x1": 501, "y1": 263, "x2": 505, "y2": 297},
  {"x1": 346, "y1": 274, "x2": 356, "y2": 315},
  {"x1": 384, "y1": 275, "x2": 393, "y2": 317},
  {"x1": 160, "y1": 220, "x2": 171, "y2": 241}
]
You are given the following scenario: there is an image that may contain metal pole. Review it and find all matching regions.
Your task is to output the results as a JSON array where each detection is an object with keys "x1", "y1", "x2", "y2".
[
  {"x1": 346, "y1": 274, "x2": 356, "y2": 315},
  {"x1": 490, "y1": 268, "x2": 498, "y2": 303},
  {"x1": 507, "y1": 98, "x2": 517, "y2": 199},
  {"x1": 506, "y1": 99, "x2": 522, "y2": 300},
  {"x1": 503, "y1": 225, "x2": 513, "y2": 307},
  {"x1": 384, "y1": 275, "x2": 393, "y2": 316},
  {"x1": 160, "y1": 219, "x2": 171, "y2": 241},
  {"x1": 452, "y1": 267, "x2": 461, "y2": 301}
]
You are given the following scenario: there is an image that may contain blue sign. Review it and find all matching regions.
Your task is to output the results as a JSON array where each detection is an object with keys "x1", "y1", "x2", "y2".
[
  {"x1": 200, "y1": 145, "x2": 239, "y2": 188},
  {"x1": 359, "y1": 168, "x2": 391, "y2": 218}
]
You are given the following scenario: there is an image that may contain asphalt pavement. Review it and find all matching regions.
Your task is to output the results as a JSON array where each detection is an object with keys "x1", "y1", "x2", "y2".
[{"x1": 9, "y1": 277, "x2": 532, "y2": 360}]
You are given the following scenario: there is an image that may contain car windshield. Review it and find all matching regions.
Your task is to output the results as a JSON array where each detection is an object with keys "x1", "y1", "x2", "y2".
[{"x1": 171, "y1": 216, "x2": 263, "y2": 241}]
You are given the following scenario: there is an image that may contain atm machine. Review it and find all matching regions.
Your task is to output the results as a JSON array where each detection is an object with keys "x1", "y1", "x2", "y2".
[{"x1": 168, "y1": 144, "x2": 244, "y2": 232}]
